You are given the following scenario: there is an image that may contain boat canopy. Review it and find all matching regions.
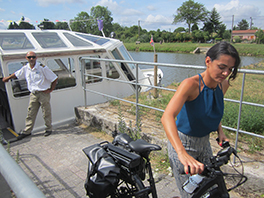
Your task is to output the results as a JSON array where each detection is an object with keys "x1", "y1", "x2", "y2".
[{"x1": 0, "y1": 30, "x2": 117, "y2": 57}]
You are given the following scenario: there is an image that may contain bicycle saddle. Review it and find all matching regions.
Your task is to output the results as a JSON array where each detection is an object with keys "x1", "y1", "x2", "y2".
[
  {"x1": 113, "y1": 133, "x2": 133, "y2": 145},
  {"x1": 129, "y1": 139, "x2": 161, "y2": 154}
]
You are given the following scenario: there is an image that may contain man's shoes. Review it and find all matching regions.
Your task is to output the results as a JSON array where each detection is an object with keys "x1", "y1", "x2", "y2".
[
  {"x1": 17, "y1": 133, "x2": 31, "y2": 140},
  {"x1": 44, "y1": 131, "x2": 52, "y2": 137}
]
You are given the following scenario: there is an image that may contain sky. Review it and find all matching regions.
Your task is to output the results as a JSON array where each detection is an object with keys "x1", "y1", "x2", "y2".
[{"x1": 1, "y1": 0, "x2": 264, "y2": 31}]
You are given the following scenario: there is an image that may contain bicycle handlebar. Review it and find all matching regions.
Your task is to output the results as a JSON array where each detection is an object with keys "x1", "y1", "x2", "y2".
[{"x1": 183, "y1": 139, "x2": 247, "y2": 196}]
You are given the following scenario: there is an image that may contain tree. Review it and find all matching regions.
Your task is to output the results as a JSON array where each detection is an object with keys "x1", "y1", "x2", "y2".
[
  {"x1": 70, "y1": 6, "x2": 113, "y2": 36},
  {"x1": 192, "y1": 30, "x2": 204, "y2": 42},
  {"x1": 55, "y1": 22, "x2": 70, "y2": 30},
  {"x1": 8, "y1": 16, "x2": 35, "y2": 29},
  {"x1": 202, "y1": 8, "x2": 222, "y2": 34},
  {"x1": 90, "y1": 5, "x2": 113, "y2": 37},
  {"x1": 255, "y1": 29, "x2": 264, "y2": 44},
  {"x1": 223, "y1": 30, "x2": 231, "y2": 40},
  {"x1": 8, "y1": 22, "x2": 19, "y2": 29},
  {"x1": 174, "y1": 27, "x2": 186, "y2": 33},
  {"x1": 217, "y1": 24, "x2": 226, "y2": 38},
  {"x1": 173, "y1": 0, "x2": 208, "y2": 33},
  {"x1": 38, "y1": 19, "x2": 55, "y2": 29},
  {"x1": 237, "y1": 19, "x2": 249, "y2": 30},
  {"x1": 70, "y1": 11, "x2": 91, "y2": 33},
  {"x1": 191, "y1": 23, "x2": 199, "y2": 32}
]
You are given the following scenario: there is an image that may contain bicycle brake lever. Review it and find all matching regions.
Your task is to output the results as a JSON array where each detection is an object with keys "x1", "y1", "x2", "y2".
[{"x1": 216, "y1": 138, "x2": 230, "y2": 148}]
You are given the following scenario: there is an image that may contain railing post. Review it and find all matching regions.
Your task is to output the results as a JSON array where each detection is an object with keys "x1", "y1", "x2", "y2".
[
  {"x1": 136, "y1": 63, "x2": 139, "y2": 126},
  {"x1": 233, "y1": 73, "x2": 246, "y2": 163},
  {"x1": 81, "y1": 60, "x2": 87, "y2": 109},
  {"x1": 0, "y1": 144, "x2": 46, "y2": 198},
  {"x1": 154, "y1": 54, "x2": 158, "y2": 98}
]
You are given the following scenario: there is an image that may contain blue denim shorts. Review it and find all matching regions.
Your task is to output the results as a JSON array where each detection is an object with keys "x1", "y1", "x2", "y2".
[{"x1": 168, "y1": 131, "x2": 213, "y2": 198}]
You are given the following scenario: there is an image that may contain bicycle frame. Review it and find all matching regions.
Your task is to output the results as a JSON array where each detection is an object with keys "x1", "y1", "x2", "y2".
[{"x1": 191, "y1": 171, "x2": 229, "y2": 198}]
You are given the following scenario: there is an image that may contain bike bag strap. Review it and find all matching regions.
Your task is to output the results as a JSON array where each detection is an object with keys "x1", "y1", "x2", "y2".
[{"x1": 105, "y1": 143, "x2": 141, "y2": 169}]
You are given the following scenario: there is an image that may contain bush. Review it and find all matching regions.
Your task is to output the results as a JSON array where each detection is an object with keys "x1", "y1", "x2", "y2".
[
  {"x1": 222, "y1": 102, "x2": 264, "y2": 135},
  {"x1": 233, "y1": 36, "x2": 242, "y2": 43}
]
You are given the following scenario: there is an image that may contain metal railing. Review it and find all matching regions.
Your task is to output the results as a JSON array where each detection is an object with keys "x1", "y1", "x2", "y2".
[
  {"x1": 81, "y1": 57, "x2": 264, "y2": 152},
  {"x1": 0, "y1": 144, "x2": 46, "y2": 198}
]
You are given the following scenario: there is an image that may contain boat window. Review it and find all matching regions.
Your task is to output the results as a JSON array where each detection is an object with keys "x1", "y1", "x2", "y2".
[
  {"x1": 0, "y1": 33, "x2": 34, "y2": 50},
  {"x1": 8, "y1": 61, "x2": 32, "y2": 97},
  {"x1": 63, "y1": 33, "x2": 93, "y2": 47},
  {"x1": 112, "y1": 48, "x2": 135, "y2": 81},
  {"x1": 32, "y1": 32, "x2": 67, "y2": 48},
  {"x1": 106, "y1": 60, "x2": 120, "y2": 79},
  {"x1": 7, "y1": 58, "x2": 76, "y2": 97},
  {"x1": 117, "y1": 45, "x2": 135, "y2": 70},
  {"x1": 76, "y1": 33, "x2": 110, "y2": 45},
  {"x1": 79, "y1": 56, "x2": 102, "y2": 84},
  {"x1": 47, "y1": 58, "x2": 76, "y2": 90}
]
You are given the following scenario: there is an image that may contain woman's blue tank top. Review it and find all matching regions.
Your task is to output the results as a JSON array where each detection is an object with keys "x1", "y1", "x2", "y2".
[{"x1": 176, "y1": 74, "x2": 224, "y2": 137}]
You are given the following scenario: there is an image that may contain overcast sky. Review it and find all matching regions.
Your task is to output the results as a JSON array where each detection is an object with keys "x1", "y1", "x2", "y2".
[{"x1": 1, "y1": 0, "x2": 264, "y2": 31}]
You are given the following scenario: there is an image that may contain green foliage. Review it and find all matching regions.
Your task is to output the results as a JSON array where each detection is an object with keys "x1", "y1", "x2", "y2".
[
  {"x1": 255, "y1": 29, "x2": 264, "y2": 44},
  {"x1": 237, "y1": 19, "x2": 249, "y2": 30},
  {"x1": 202, "y1": 7, "x2": 222, "y2": 35},
  {"x1": 125, "y1": 42, "x2": 264, "y2": 57},
  {"x1": 223, "y1": 30, "x2": 231, "y2": 40},
  {"x1": 70, "y1": 11, "x2": 90, "y2": 33},
  {"x1": 117, "y1": 103, "x2": 127, "y2": 134},
  {"x1": 38, "y1": 18, "x2": 55, "y2": 29},
  {"x1": 173, "y1": 0, "x2": 208, "y2": 33},
  {"x1": 116, "y1": 102, "x2": 142, "y2": 140},
  {"x1": 55, "y1": 22, "x2": 70, "y2": 30},
  {"x1": 8, "y1": 16, "x2": 35, "y2": 29},
  {"x1": 233, "y1": 36, "x2": 242, "y2": 43}
]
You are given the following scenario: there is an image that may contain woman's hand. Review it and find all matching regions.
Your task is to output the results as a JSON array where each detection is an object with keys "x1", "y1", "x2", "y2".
[
  {"x1": 178, "y1": 150, "x2": 204, "y2": 175},
  {"x1": 217, "y1": 123, "x2": 229, "y2": 146},
  {"x1": 217, "y1": 133, "x2": 229, "y2": 147}
]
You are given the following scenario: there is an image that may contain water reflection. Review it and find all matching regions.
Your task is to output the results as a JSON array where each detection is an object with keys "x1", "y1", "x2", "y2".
[{"x1": 130, "y1": 51, "x2": 263, "y2": 86}]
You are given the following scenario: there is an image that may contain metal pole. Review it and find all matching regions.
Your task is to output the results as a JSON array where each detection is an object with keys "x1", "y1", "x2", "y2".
[
  {"x1": 81, "y1": 60, "x2": 87, "y2": 108},
  {"x1": 154, "y1": 54, "x2": 158, "y2": 98},
  {"x1": 230, "y1": 15, "x2": 234, "y2": 43},
  {"x1": 135, "y1": 64, "x2": 139, "y2": 126},
  {"x1": 233, "y1": 73, "x2": 246, "y2": 163},
  {"x1": 138, "y1": 20, "x2": 140, "y2": 39},
  {"x1": 0, "y1": 144, "x2": 46, "y2": 198}
]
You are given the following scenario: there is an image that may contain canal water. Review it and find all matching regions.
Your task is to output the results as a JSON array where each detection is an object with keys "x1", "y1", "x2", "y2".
[{"x1": 130, "y1": 51, "x2": 264, "y2": 87}]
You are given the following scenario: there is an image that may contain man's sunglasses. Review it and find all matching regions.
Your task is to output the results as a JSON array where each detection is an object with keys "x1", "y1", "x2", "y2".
[{"x1": 27, "y1": 56, "x2": 36, "y2": 59}]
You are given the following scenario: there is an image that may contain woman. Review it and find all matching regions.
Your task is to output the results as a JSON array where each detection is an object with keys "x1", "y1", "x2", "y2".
[{"x1": 161, "y1": 41, "x2": 240, "y2": 198}]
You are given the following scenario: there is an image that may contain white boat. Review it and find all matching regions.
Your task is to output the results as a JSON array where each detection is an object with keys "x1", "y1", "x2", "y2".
[{"x1": 0, "y1": 29, "x2": 163, "y2": 134}]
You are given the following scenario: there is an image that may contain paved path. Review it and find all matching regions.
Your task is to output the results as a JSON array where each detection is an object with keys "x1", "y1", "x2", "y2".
[
  {"x1": 3, "y1": 122, "x2": 179, "y2": 198},
  {"x1": 2, "y1": 121, "x2": 263, "y2": 197}
]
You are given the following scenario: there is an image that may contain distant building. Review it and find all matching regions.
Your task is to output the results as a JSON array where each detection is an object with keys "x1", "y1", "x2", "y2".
[{"x1": 232, "y1": 30, "x2": 258, "y2": 41}]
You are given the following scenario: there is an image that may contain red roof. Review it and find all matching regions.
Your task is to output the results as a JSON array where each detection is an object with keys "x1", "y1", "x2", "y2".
[{"x1": 232, "y1": 30, "x2": 257, "y2": 34}]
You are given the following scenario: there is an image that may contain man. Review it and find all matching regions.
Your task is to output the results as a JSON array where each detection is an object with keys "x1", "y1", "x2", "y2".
[{"x1": 2, "y1": 51, "x2": 58, "y2": 140}]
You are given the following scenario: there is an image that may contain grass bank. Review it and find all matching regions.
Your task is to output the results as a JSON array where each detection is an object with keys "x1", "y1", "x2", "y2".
[
  {"x1": 111, "y1": 60, "x2": 264, "y2": 153},
  {"x1": 124, "y1": 42, "x2": 264, "y2": 57}
]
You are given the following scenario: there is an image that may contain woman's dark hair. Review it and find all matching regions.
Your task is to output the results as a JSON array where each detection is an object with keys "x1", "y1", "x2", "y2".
[{"x1": 206, "y1": 41, "x2": 240, "y2": 82}]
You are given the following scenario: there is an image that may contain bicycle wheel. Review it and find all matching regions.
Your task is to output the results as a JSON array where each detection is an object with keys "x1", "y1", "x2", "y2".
[{"x1": 132, "y1": 174, "x2": 149, "y2": 198}]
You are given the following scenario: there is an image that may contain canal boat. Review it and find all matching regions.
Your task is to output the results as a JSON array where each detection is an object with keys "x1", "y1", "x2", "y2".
[{"x1": 0, "y1": 29, "x2": 162, "y2": 137}]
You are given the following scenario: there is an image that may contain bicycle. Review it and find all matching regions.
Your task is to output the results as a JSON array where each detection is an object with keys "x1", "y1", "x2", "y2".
[
  {"x1": 83, "y1": 132, "x2": 161, "y2": 198},
  {"x1": 83, "y1": 134, "x2": 247, "y2": 198},
  {"x1": 182, "y1": 139, "x2": 248, "y2": 198}
]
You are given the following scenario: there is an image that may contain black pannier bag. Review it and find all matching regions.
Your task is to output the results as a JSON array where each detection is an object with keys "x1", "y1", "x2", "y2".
[{"x1": 83, "y1": 143, "x2": 120, "y2": 198}]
